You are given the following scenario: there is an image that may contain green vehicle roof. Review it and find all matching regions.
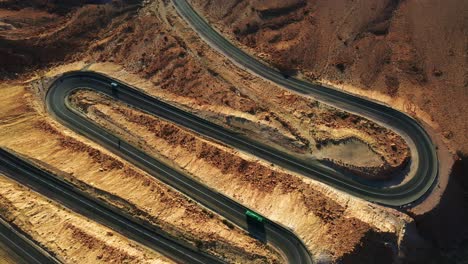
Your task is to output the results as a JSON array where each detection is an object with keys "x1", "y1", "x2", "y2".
[{"x1": 245, "y1": 210, "x2": 264, "y2": 222}]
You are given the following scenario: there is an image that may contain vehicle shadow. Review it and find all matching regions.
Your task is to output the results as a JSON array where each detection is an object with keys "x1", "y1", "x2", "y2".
[{"x1": 247, "y1": 218, "x2": 266, "y2": 243}]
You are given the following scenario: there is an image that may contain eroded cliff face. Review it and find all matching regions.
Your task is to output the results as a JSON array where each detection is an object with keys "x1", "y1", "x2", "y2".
[
  {"x1": 0, "y1": 0, "x2": 412, "y2": 179},
  {"x1": 102, "y1": 1, "x2": 416, "y2": 180},
  {"x1": 0, "y1": 78, "x2": 284, "y2": 263},
  {"x1": 60, "y1": 62, "x2": 421, "y2": 263},
  {"x1": 0, "y1": 173, "x2": 173, "y2": 264}
]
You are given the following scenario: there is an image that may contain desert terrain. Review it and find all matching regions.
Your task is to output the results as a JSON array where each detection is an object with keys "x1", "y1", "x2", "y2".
[
  {"x1": 189, "y1": 0, "x2": 467, "y2": 154},
  {"x1": 0, "y1": 0, "x2": 466, "y2": 263}
]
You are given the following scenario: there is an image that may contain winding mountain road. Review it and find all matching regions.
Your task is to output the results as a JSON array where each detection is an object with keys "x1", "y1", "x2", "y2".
[
  {"x1": 172, "y1": 0, "x2": 438, "y2": 206},
  {"x1": 47, "y1": 71, "x2": 313, "y2": 263},
  {"x1": 0, "y1": 0, "x2": 439, "y2": 263},
  {"x1": 0, "y1": 148, "x2": 222, "y2": 264}
]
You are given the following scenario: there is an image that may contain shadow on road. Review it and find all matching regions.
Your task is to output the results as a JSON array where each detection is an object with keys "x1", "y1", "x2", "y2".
[{"x1": 247, "y1": 218, "x2": 266, "y2": 243}]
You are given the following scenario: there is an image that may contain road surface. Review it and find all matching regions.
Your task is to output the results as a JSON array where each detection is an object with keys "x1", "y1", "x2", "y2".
[
  {"x1": 0, "y1": 1, "x2": 439, "y2": 262},
  {"x1": 0, "y1": 148, "x2": 224, "y2": 264},
  {"x1": 171, "y1": 0, "x2": 438, "y2": 207},
  {"x1": 46, "y1": 71, "x2": 313, "y2": 263},
  {"x1": 0, "y1": 215, "x2": 59, "y2": 264}
]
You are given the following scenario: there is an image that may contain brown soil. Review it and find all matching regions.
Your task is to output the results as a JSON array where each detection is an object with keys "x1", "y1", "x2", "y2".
[
  {"x1": 0, "y1": 0, "x2": 85, "y2": 14},
  {"x1": 0, "y1": 1, "x2": 139, "y2": 78},
  {"x1": 89, "y1": 1, "x2": 410, "y2": 180},
  {"x1": 187, "y1": 0, "x2": 468, "y2": 260},
  {"x1": 0, "y1": 0, "x2": 452, "y2": 262}
]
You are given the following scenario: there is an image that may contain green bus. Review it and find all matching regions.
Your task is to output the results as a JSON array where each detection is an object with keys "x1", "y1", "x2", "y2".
[{"x1": 245, "y1": 210, "x2": 264, "y2": 223}]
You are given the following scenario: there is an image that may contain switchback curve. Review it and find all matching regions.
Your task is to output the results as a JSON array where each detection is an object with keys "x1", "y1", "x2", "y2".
[
  {"x1": 47, "y1": 72, "x2": 313, "y2": 263},
  {"x1": 172, "y1": 0, "x2": 438, "y2": 207},
  {"x1": 0, "y1": 0, "x2": 439, "y2": 262}
]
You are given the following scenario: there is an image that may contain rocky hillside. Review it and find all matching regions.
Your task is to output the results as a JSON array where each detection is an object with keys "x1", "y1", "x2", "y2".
[
  {"x1": 188, "y1": 0, "x2": 468, "y2": 261},
  {"x1": 190, "y1": 0, "x2": 467, "y2": 157},
  {"x1": 0, "y1": 0, "x2": 466, "y2": 262},
  {"x1": 0, "y1": 0, "x2": 139, "y2": 77}
]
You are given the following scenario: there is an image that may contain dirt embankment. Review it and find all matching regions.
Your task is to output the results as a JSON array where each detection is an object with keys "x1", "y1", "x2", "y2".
[
  {"x1": 0, "y1": 173, "x2": 172, "y2": 264},
  {"x1": 0, "y1": 0, "x2": 438, "y2": 261},
  {"x1": 68, "y1": 88, "x2": 421, "y2": 262},
  {"x1": 188, "y1": 0, "x2": 468, "y2": 260}
]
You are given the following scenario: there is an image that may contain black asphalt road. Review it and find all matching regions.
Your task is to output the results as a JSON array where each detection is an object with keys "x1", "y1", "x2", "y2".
[
  {"x1": 46, "y1": 72, "x2": 313, "y2": 263},
  {"x1": 2, "y1": 1, "x2": 437, "y2": 262},
  {"x1": 0, "y1": 215, "x2": 59, "y2": 264},
  {"x1": 172, "y1": 0, "x2": 438, "y2": 206},
  {"x1": 0, "y1": 148, "x2": 224, "y2": 264}
]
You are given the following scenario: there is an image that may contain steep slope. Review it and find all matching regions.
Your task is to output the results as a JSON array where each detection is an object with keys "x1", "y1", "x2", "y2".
[{"x1": 185, "y1": 0, "x2": 468, "y2": 261}]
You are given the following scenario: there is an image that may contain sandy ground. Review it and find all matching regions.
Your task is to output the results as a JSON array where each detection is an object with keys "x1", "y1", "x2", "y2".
[
  {"x1": 188, "y1": 0, "x2": 467, "y2": 155},
  {"x1": 182, "y1": 0, "x2": 468, "y2": 260},
  {"x1": 185, "y1": 0, "x2": 462, "y2": 189},
  {"x1": 0, "y1": 0, "x2": 412, "y2": 180},
  {"x1": 87, "y1": 0, "x2": 412, "y2": 180}
]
